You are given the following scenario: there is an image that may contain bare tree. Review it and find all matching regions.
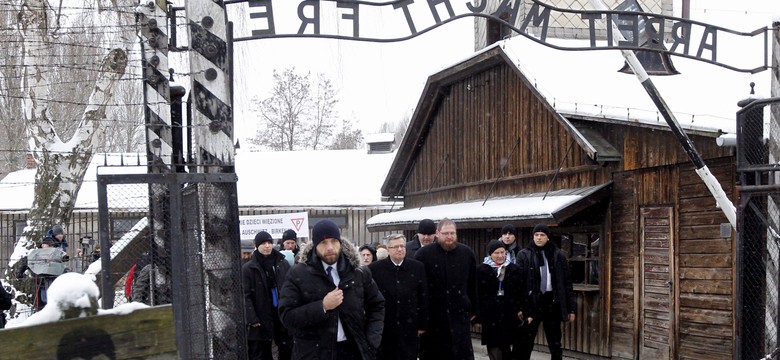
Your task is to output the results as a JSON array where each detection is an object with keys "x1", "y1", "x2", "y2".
[
  {"x1": 251, "y1": 68, "x2": 339, "y2": 151},
  {"x1": 329, "y1": 118, "x2": 363, "y2": 150},
  {"x1": 308, "y1": 73, "x2": 337, "y2": 150},
  {"x1": 377, "y1": 112, "x2": 412, "y2": 145},
  {"x1": 103, "y1": 78, "x2": 145, "y2": 153}
]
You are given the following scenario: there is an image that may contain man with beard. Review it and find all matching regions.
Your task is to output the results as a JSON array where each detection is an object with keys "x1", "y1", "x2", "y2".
[
  {"x1": 414, "y1": 218, "x2": 477, "y2": 360},
  {"x1": 279, "y1": 220, "x2": 385, "y2": 360},
  {"x1": 369, "y1": 234, "x2": 428, "y2": 360},
  {"x1": 515, "y1": 224, "x2": 575, "y2": 360},
  {"x1": 243, "y1": 231, "x2": 292, "y2": 359}
]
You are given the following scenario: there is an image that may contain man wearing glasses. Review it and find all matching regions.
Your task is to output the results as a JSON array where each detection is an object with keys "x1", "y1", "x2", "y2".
[
  {"x1": 369, "y1": 234, "x2": 429, "y2": 360},
  {"x1": 414, "y1": 218, "x2": 477, "y2": 360}
]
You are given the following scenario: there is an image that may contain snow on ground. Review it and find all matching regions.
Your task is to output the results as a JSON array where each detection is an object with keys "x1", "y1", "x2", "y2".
[{"x1": 5, "y1": 272, "x2": 148, "y2": 329}]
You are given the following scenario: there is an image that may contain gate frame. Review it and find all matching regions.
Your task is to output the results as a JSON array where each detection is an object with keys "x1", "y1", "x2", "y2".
[
  {"x1": 735, "y1": 96, "x2": 780, "y2": 360},
  {"x1": 96, "y1": 171, "x2": 244, "y2": 359}
]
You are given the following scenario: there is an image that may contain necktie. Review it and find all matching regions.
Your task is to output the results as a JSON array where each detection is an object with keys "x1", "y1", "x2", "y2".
[
  {"x1": 326, "y1": 266, "x2": 335, "y2": 285},
  {"x1": 540, "y1": 252, "x2": 549, "y2": 293}
]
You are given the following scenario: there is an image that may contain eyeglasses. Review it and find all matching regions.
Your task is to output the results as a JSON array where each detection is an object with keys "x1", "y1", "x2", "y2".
[{"x1": 388, "y1": 245, "x2": 405, "y2": 250}]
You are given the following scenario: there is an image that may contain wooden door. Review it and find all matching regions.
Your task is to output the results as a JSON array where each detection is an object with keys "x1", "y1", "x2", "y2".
[{"x1": 639, "y1": 207, "x2": 675, "y2": 359}]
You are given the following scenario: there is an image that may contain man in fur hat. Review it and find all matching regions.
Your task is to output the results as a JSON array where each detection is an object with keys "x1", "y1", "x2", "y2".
[{"x1": 279, "y1": 220, "x2": 385, "y2": 360}]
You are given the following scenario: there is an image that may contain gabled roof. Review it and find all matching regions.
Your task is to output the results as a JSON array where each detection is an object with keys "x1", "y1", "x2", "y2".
[{"x1": 382, "y1": 34, "x2": 765, "y2": 198}]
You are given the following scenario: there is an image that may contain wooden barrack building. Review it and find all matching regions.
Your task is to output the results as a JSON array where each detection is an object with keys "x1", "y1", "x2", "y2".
[{"x1": 368, "y1": 41, "x2": 741, "y2": 359}]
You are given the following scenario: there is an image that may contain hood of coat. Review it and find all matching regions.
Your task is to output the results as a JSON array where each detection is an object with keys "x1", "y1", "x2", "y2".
[{"x1": 298, "y1": 237, "x2": 361, "y2": 269}]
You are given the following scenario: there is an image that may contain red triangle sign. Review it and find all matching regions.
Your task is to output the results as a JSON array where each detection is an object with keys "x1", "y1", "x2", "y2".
[{"x1": 291, "y1": 218, "x2": 305, "y2": 232}]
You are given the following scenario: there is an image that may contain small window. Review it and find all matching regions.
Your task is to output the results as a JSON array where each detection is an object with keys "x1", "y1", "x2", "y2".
[{"x1": 560, "y1": 231, "x2": 600, "y2": 290}]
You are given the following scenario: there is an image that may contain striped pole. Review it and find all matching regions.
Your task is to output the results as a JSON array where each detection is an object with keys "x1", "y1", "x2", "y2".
[
  {"x1": 185, "y1": 0, "x2": 234, "y2": 172},
  {"x1": 137, "y1": 0, "x2": 173, "y2": 171},
  {"x1": 182, "y1": 2, "x2": 245, "y2": 359}
]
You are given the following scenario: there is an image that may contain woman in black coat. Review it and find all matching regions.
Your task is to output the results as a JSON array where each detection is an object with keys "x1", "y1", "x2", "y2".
[{"x1": 475, "y1": 240, "x2": 523, "y2": 360}]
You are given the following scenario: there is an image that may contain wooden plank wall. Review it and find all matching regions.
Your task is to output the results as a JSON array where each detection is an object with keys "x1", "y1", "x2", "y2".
[
  {"x1": 676, "y1": 158, "x2": 735, "y2": 360},
  {"x1": 403, "y1": 63, "x2": 596, "y2": 208},
  {"x1": 610, "y1": 171, "x2": 639, "y2": 359},
  {"x1": 609, "y1": 157, "x2": 735, "y2": 360}
]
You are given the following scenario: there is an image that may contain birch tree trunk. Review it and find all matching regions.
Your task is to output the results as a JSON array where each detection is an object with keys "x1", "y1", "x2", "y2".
[{"x1": 6, "y1": 0, "x2": 129, "y2": 311}]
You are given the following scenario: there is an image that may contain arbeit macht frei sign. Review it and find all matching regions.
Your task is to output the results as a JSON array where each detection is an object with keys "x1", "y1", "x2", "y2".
[{"x1": 228, "y1": 0, "x2": 771, "y2": 73}]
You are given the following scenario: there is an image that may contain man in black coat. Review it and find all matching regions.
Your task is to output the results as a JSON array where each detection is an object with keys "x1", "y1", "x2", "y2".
[
  {"x1": 414, "y1": 218, "x2": 477, "y2": 360},
  {"x1": 515, "y1": 224, "x2": 576, "y2": 360},
  {"x1": 369, "y1": 234, "x2": 428, "y2": 360},
  {"x1": 278, "y1": 229, "x2": 300, "y2": 258},
  {"x1": 242, "y1": 231, "x2": 292, "y2": 360},
  {"x1": 405, "y1": 218, "x2": 436, "y2": 258},
  {"x1": 279, "y1": 220, "x2": 385, "y2": 360}
]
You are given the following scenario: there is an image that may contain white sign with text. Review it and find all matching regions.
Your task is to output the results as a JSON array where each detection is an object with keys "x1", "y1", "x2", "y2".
[{"x1": 239, "y1": 212, "x2": 309, "y2": 240}]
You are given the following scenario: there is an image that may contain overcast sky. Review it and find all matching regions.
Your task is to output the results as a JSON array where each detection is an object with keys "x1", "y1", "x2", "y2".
[{"x1": 223, "y1": 0, "x2": 778, "y2": 146}]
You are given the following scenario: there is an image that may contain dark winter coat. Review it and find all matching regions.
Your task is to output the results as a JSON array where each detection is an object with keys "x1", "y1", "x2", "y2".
[
  {"x1": 131, "y1": 263, "x2": 171, "y2": 306},
  {"x1": 475, "y1": 262, "x2": 522, "y2": 347},
  {"x1": 414, "y1": 242, "x2": 477, "y2": 360},
  {"x1": 279, "y1": 239, "x2": 385, "y2": 360},
  {"x1": 242, "y1": 249, "x2": 291, "y2": 341},
  {"x1": 368, "y1": 257, "x2": 429, "y2": 360},
  {"x1": 405, "y1": 235, "x2": 422, "y2": 258},
  {"x1": 516, "y1": 242, "x2": 576, "y2": 320}
]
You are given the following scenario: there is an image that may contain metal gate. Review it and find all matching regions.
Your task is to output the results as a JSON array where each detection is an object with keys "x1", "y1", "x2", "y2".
[
  {"x1": 96, "y1": 171, "x2": 245, "y2": 359},
  {"x1": 736, "y1": 96, "x2": 780, "y2": 360}
]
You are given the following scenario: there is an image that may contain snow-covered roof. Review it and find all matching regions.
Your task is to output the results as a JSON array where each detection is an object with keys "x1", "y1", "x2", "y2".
[
  {"x1": 0, "y1": 154, "x2": 148, "y2": 212},
  {"x1": 235, "y1": 149, "x2": 396, "y2": 207},
  {"x1": 367, "y1": 183, "x2": 611, "y2": 230},
  {"x1": 364, "y1": 132, "x2": 396, "y2": 144},
  {"x1": 0, "y1": 149, "x2": 397, "y2": 212},
  {"x1": 492, "y1": 35, "x2": 769, "y2": 135}
]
